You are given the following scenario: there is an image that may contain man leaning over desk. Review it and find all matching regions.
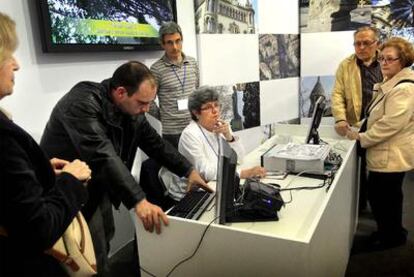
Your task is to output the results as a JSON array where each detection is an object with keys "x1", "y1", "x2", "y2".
[{"x1": 40, "y1": 61, "x2": 211, "y2": 276}]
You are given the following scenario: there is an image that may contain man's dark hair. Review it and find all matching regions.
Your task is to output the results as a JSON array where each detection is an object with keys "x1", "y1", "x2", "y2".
[{"x1": 110, "y1": 61, "x2": 155, "y2": 96}]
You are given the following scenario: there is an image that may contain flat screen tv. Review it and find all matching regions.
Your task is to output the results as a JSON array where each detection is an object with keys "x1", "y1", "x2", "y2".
[
  {"x1": 305, "y1": 95, "x2": 326, "y2": 145},
  {"x1": 37, "y1": 0, "x2": 177, "y2": 52}
]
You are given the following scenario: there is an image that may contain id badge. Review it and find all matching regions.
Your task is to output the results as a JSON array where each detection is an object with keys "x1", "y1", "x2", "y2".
[{"x1": 177, "y1": 98, "x2": 188, "y2": 111}]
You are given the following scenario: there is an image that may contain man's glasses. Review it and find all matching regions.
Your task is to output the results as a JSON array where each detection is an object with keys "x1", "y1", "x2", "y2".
[
  {"x1": 200, "y1": 102, "x2": 221, "y2": 112},
  {"x1": 377, "y1": 56, "x2": 400, "y2": 64},
  {"x1": 353, "y1": 40, "x2": 377, "y2": 48},
  {"x1": 164, "y1": 39, "x2": 182, "y2": 46}
]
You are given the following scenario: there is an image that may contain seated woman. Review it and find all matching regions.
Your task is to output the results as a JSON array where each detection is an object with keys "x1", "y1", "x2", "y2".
[{"x1": 160, "y1": 86, "x2": 266, "y2": 201}]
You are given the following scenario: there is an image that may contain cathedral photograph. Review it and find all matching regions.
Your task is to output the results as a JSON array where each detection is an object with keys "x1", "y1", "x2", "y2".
[{"x1": 194, "y1": 0, "x2": 257, "y2": 34}]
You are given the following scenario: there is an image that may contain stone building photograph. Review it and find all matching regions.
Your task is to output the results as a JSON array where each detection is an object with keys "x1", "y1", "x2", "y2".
[
  {"x1": 372, "y1": 0, "x2": 414, "y2": 32},
  {"x1": 259, "y1": 34, "x2": 300, "y2": 80},
  {"x1": 300, "y1": 76, "x2": 334, "y2": 118},
  {"x1": 194, "y1": 0, "x2": 257, "y2": 34},
  {"x1": 300, "y1": 0, "x2": 371, "y2": 33},
  {"x1": 212, "y1": 82, "x2": 260, "y2": 131}
]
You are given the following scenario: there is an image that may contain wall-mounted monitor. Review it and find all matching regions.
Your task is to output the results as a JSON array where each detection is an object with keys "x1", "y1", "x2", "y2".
[{"x1": 37, "y1": 0, "x2": 177, "y2": 53}]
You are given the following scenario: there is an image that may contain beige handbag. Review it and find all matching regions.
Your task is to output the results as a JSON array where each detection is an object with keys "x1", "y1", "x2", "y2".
[
  {"x1": 46, "y1": 212, "x2": 97, "y2": 277},
  {"x1": 1, "y1": 212, "x2": 97, "y2": 277}
]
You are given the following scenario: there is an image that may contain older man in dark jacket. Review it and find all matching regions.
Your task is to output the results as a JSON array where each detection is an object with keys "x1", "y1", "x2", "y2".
[{"x1": 40, "y1": 61, "x2": 210, "y2": 276}]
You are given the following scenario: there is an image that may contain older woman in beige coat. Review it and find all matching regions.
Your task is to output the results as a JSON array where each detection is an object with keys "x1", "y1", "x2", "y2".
[{"x1": 347, "y1": 37, "x2": 414, "y2": 250}]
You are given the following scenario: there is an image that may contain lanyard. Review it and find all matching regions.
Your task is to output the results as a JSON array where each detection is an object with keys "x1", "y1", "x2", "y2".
[
  {"x1": 171, "y1": 63, "x2": 187, "y2": 93},
  {"x1": 197, "y1": 124, "x2": 218, "y2": 157}
]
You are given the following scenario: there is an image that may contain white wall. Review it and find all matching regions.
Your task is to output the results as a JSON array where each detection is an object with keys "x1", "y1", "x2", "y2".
[
  {"x1": 0, "y1": 0, "x2": 197, "y2": 141},
  {"x1": 0, "y1": 0, "x2": 197, "y2": 255}
]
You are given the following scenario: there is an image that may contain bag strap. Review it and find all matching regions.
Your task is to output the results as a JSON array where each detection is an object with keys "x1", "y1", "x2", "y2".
[
  {"x1": 395, "y1": 79, "x2": 414, "y2": 86},
  {"x1": 45, "y1": 247, "x2": 80, "y2": 272},
  {"x1": 365, "y1": 79, "x2": 414, "y2": 117}
]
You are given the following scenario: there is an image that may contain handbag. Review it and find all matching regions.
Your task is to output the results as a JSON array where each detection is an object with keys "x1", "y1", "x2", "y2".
[
  {"x1": 46, "y1": 212, "x2": 97, "y2": 277},
  {"x1": 0, "y1": 212, "x2": 97, "y2": 277}
]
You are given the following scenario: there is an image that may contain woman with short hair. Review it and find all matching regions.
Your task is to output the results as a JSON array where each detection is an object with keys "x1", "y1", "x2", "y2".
[{"x1": 160, "y1": 86, "x2": 266, "y2": 201}]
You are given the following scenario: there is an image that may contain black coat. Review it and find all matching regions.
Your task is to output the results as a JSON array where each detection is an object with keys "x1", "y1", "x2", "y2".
[
  {"x1": 0, "y1": 111, "x2": 88, "y2": 276},
  {"x1": 40, "y1": 79, "x2": 192, "y2": 219}
]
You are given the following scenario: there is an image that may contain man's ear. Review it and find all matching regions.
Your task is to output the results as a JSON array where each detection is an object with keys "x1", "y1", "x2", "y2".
[{"x1": 112, "y1": 86, "x2": 128, "y2": 100}]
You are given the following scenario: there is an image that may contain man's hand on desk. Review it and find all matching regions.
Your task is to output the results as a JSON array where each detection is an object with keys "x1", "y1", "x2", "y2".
[
  {"x1": 186, "y1": 169, "x2": 214, "y2": 193},
  {"x1": 334, "y1": 121, "x2": 349, "y2": 137},
  {"x1": 135, "y1": 199, "x2": 169, "y2": 234}
]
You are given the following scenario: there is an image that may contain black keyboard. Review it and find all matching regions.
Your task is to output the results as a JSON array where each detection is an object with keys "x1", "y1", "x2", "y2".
[{"x1": 168, "y1": 190, "x2": 215, "y2": 220}]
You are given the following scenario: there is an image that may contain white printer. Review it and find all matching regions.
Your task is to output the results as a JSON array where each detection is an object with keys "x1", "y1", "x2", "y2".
[{"x1": 260, "y1": 143, "x2": 331, "y2": 174}]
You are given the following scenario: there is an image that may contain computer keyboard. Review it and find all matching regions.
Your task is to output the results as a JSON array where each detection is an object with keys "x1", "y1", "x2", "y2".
[{"x1": 168, "y1": 190, "x2": 215, "y2": 220}]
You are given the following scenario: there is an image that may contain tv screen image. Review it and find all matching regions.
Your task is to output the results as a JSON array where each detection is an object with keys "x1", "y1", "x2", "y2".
[{"x1": 38, "y1": 0, "x2": 177, "y2": 52}]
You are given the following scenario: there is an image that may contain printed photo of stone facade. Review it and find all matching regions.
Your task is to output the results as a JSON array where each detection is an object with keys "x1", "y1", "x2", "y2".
[
  {"x1": 212, "y1": 82, "x2": 260, "y2": 131},
  {"x1": 300, "y1": 76, "x2": 334, "y2": 118},
  {"x1": 372, "y1": 0, "x2": 414, "y2": 33},
  {"x1": 259, "y1": 34, "x2": 299, "y2": 80},
  {"x1": 300, "y1": 0, "x2": 371, "y2": 33},
  {"x1": 194, "y1": 0, "x2": 257, "y2": 34}
]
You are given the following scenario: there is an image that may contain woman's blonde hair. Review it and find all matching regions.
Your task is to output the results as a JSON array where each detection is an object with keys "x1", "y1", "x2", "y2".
[
  {"x1": 379, "y1": 37, "x2": 414, "y2": 68},
  {"x1": 0, "y1": 12, "x2": 18, "y2": 65}
]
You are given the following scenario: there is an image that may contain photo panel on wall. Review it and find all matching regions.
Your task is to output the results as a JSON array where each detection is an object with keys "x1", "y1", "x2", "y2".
[
  {"x1": 259, "y1": 34, "x2": 300, "y2": 81},
  {"x1": 194, "y1": 0, "x2": 258, "y2": 34},
  {"x1": 208, "y1": 82, "x2": 261, "y2": 132},
  {"x1": 300, "y1": 75, "x2": 335, "y2": 118},
  {"x1": 300, "y1": 0, "x2": 371, "y2": 33}
]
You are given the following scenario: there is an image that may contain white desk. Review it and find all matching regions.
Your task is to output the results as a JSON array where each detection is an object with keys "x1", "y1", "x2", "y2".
[{"x1": 132, "y1": 124, "x2": 358, "y2": 277}]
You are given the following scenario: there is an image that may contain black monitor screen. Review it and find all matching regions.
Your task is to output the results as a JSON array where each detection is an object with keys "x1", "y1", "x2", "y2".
[
  {"x1": 37, "y1": 0, "x2": 177, "y2": 52},
  {"x1": 305, "y1": 96, "x2": 326, "y2": 144},
  {"x1": 216, "y1": 137, "x2": 239, "y2": 225}
]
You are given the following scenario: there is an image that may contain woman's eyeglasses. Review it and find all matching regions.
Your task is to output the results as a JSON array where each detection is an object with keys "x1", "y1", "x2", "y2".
[
  {"x1": 200, "y1": 102, "x2": 221, "y2": 112},
  {"x1": 377, "y1": 56, "x2": 400, "y2": 64}
]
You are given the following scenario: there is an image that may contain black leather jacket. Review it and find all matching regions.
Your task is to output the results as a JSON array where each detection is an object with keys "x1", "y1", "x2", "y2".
[{"x1": 40, "y1": 79, "x2": 192, "y2": 215}]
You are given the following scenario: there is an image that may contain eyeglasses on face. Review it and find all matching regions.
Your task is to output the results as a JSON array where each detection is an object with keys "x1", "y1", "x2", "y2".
[
  {"x1": 164, "y1": 39, "x2": 182, "y2": 46},
  {"x1": 353, "y1": 40, "x2": 377, "y2": 47},
  {"x1": 377, "y1": 56, "x2": 400, "y2": 64},
  {"x1": 200, "y1": 102, "x2": 221, "y2": 112}
]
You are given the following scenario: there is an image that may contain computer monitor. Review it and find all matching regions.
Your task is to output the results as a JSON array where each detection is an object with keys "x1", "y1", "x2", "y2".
[
  {"x1": 216, "y1": 137, "x2": 283, "y2": 224},
  {"x1": 216, "y1": 137, "x2": 240, "y2": 225},
  {"x1": 305, "y1": 96, "x2": 326, "y2": 145}
]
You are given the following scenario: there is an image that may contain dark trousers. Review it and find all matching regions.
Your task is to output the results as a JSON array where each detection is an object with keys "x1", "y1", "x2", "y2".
[
  {"x1": 162, "y1": 133, "x2": 181, "y2": 149},
  {"x1": 358, "y1": 155, "x2": 368, "y2": 211},
  {"x1": 367, "y1": 171, "x2": 407, "y2": 242},
  {"x1": 87, "y1": 195, "x2": 115, "y2": 277}
]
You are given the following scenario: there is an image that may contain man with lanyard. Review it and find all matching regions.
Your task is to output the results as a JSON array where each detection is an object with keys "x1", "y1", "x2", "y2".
[
  {"x1": 331, "y1": 26, "x2": 383, "y2": 212},
  {"x1": 150, "y1": 21, "x2": 200, "y2": 148}
]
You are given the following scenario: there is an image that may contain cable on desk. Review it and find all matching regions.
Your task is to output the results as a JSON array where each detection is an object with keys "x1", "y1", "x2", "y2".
[
  {"x1": 166, "y1": 207, "x2": 242, "y2": 277},
  {"x1": 280, "y1": 169, "x2": 334, "y2": 204},
  {"x1": 165, "y1": 215, "x2": 220, "y2": 277}
]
